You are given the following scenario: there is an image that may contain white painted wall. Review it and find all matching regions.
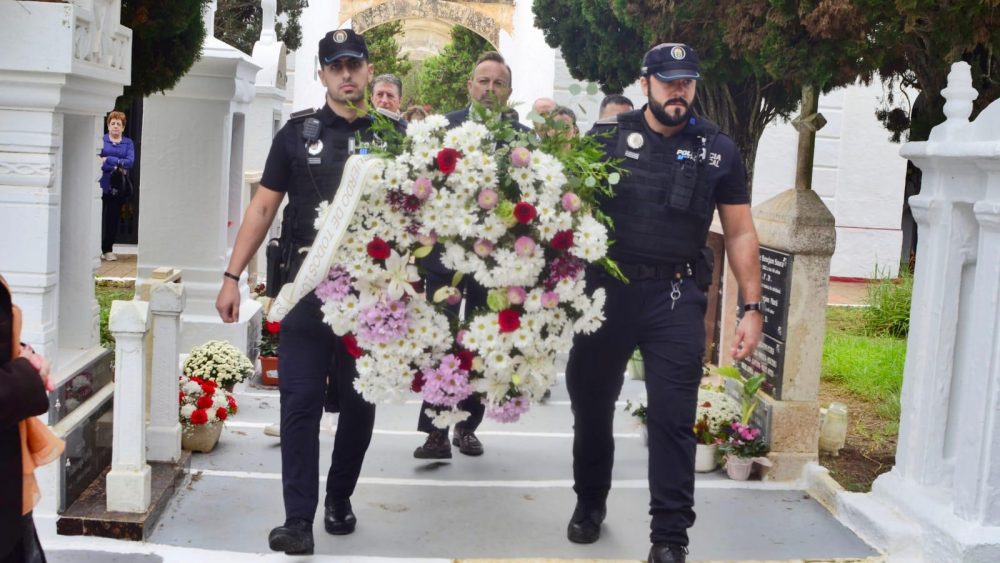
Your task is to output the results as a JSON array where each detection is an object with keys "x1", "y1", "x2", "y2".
[{"x1": 753, "y1": 80, "x2": 908, "y2": 278}]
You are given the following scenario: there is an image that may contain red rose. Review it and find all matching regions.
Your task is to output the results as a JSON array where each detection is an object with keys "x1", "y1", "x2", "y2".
[
  {"x1": 190, "y1": 409, "x2": 208, "y2": 425},
  {"x1": 411, "y1": 371, "x2": 425, "y2": 392},
  {"x1": 216, "y1": 407, "x2": 228, "y2": 421},
  {"x1": 342, "y1": 334, "x2": 363, "y2": 358},
  {"x1": 456, "y1": 350, "x2": 475, "y2": 372},
  {"x1": 498, "y1": 309, "x2": 521, "y2": 333},
  {"x1": 513, "y1": 201, "x2": 537, "y2": 224},
  {"x1": 436, "y1": 148, "x2": 460, "y2": 174},
  {"x1": 196, "y1": 395, "x2": 214, "y2": 409},
  {"x1": 551, "y1": 230, "x2": 574, "y2": 251},
  {"x1": 366, "y1": 237, "x2": 391, "y2": 260},
  {"x1": 265, "y1": 321, "x2": 281, "y2": 335}
]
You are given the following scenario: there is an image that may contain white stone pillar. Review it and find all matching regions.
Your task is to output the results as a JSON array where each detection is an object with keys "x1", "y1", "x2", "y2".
[
  {"x1": 836, "y1": 62, "x2": 1000, "y2": 562},
  {"x1": 106, "y1": 300, "x2": 152, "y2": 513},
  {"x1": 952, "y1": 161, "x2": 1000, "y2": 525},
  {"x1": 147, "y1": 282, "x2": 186, "y2": 463}
]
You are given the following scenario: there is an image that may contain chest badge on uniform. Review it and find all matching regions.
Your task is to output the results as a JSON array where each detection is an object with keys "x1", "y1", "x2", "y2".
[
  {"x1": 626, "y1": 132, "x2": 645, "y2": 150},
  {"x1": 307, "y1": 139, "x2": 323, "y2": 156}
]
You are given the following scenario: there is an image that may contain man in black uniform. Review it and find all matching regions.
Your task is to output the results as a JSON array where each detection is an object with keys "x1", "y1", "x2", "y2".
[
  {"x1": 564, "y1": 43, "x2": 764, "y2": 563},
  {"x1": 216, "y1": 29, "x2": 399, "y2": 555},
  {"x1": 413, "y1": 51, "x2": 529, "y2": 460}
]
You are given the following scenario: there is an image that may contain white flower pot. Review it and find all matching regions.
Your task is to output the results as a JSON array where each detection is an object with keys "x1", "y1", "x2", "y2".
[
  {"x1": 695, "y1": 443, "x2": 718, "y2": 472},
  {"x1": 724, "y1": 454, "x2": 754, "y2": 480}
]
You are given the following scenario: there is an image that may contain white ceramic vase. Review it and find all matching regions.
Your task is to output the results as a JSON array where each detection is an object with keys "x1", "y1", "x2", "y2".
[{"x1": 695, "y1": 443, "x2": 719, "y2": 472}]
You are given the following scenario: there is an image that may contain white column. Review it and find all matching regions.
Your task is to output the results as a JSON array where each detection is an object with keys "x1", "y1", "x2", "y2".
[
  {"x1": 106, "y1": 300, "x2": 152, "y2": 513},
  {"x1": 952, "y1": 163, "x2": 1000, "y2": 524},
  {"x1": 147, "y1": 282, "x2": 186, "y2": 463}
]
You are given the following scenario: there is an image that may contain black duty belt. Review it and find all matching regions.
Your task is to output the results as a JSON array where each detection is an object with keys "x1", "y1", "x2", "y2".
[{"x1": 616, "y1": 261, "x2": 695, "y2": 281}]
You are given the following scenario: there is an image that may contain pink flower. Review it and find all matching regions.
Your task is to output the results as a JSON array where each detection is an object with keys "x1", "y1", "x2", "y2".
[
  {"x1": 474, "y1": 238, "x2": 494, "y2": 257},
  {"x1": 412, "y1": 177, "x2": 434, "y2": 200},
  {"x1": 510, "y1": 147, "x2": 531, "y2": 168},
  {"x1": 541, "y1": 291, "x2": 560, "y2": 309},
  {"x1": 514, "y1": 236, "x2": 536, "y2": 257},
  {"x1": 561, "y1": 192, "x2": 582, "y2": 212},
  {"x1": 477, "y1": 189, "x2": 499, "y2": 210},
  {"x1": 506, "y1": 286, "x2": 527, "y2": 305},
  {"x1": 486, "y1": 394, "x2": 531, "y2": 423},
  {"x1": 418, "y1": 231, "x2": 438, "y2": 246}
]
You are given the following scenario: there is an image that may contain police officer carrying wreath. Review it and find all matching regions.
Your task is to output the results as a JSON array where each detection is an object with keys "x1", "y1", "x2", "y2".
[
  {"x1": 216, "y1": 29, "x2": 401, "y2": 556},
  {"x1": 565, "y1": 43, "x2": 764, "y2": 563}
]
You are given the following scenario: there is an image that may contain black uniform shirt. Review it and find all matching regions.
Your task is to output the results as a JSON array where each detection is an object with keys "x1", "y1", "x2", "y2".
[{"x1": 260, "y1": 104, "x2": 374, "y2": 194}]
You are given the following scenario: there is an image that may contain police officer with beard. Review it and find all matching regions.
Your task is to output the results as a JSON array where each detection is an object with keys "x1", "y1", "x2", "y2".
[
  {"x1": 216, "y1": 29, "x2": 401, "y2": 555},
  {"x1": 565, "y1": 43, "x2": 764, "y2": 563}
]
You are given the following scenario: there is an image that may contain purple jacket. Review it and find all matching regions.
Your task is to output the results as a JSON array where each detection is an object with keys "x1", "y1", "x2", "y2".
[{"x1": 99, "y1": 134, "x2": 135, "y2": 196}]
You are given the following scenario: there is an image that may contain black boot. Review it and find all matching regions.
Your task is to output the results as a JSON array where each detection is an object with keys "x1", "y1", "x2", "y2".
[
  {"x1": 648, "y1": 543, "x2": 688, "y2": 563},
  {"x1": 566, "y1": 501, "x2": 606, "y2": 544},
  {"x1": 324, "y1": 498, "x2": 357, "y2": 535},
  {"x1": 413, "y1": 431, "x2": 452, "y2": 459},
  {"x1": 268, "y1": 518, "x2": 314, "y2": 555}
]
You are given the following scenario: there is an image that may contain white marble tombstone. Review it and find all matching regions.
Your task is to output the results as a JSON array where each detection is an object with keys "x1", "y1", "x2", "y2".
[
  {"x1": 837, "y1": 62, "x2": 1000, "y2": 562},
  {"x1": 137, "y1": 1, "x2": 262, "y2": 354}
]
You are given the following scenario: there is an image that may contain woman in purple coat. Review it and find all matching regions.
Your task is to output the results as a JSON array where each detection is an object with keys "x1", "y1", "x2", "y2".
[{"x1": 99, "y1": 111, "x2": 135, "y2": 261}]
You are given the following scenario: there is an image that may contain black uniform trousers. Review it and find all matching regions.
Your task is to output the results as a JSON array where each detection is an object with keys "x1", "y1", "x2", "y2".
[
  {"x1": 566, "y1": 273, "x2": 706, "y2": 546},
  {"x1": 278, "y1": 292, "x2": 375, "y2": 523},
  {"x1": 415, "y1": 269, "x2": 487, "y2": 435}
]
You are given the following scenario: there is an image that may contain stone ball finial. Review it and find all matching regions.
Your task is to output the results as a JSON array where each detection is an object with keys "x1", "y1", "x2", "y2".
[
  {"x1": 261, "y1": 0, "x2": 278, "y2": 44},
  {"x1": 942, "y1": 62, "x2": 977, "y2": 122}
]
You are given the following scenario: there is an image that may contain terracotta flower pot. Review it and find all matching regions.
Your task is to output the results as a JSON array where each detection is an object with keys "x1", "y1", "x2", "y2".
[
  {"x1": 182, "y1": 421, "x2": 224, "y2": 453},
  {"x1": 695, "y1": 443, "x2": 719, "y2": 473},
  {"x1": 724, "y1": 454, "x2": 754, "y2": 480},
  {"x1": 260, "y1": 355, "x2": 279, "y2": 386}
]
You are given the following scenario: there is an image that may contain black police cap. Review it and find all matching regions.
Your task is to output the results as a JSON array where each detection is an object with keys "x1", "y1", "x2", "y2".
[
  {"x1": 641, "y1": 43, "x2": 701, "y2": 82},
  {"x1": 318, "y1": 29, "x2": 369, "y2": 65}
]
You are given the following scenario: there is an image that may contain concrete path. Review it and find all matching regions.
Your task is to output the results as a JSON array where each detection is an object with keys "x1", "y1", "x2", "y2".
[{"x1": 42, "y1": 372, "x2": 878, "y2": 561}]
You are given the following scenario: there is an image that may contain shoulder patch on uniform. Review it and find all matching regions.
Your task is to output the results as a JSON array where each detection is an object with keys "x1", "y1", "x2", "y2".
[{"x1": 289, "y1": 107, "x2": 317, "y2": 121}]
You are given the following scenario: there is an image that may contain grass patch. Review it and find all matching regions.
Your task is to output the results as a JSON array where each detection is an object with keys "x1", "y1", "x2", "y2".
[
  {"x1": 862, "y1": 268, "x2": 913, "y2": 338},
  {"x1": 822, "y1": 306, "x2": 905, "y2": 422},
  {"x1": 96, "y1": 280, "x2": 135, "y2": 348}
]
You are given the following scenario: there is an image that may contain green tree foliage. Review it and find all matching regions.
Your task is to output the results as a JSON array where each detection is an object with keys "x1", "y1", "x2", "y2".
[
  {"x1": 118, "y1": 0, "x2": 210, "y2": 107},
  {"x1": 873, "y1": 2, "x2": 1000, "y2": 142},
  {"x1": 415, "y1": 26, "x2": 491, "y2": 113},
  {"x1": 214, "y1": 0, "x2": 308, "y2": 55},
  {"x1": 364, "y1": 21, "x2": 414, "y2": 90}
]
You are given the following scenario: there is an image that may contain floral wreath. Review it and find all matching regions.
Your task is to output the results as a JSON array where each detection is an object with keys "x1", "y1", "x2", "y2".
[{"x1": 312, "y1": 106, "x2": 622, "y2": 426}]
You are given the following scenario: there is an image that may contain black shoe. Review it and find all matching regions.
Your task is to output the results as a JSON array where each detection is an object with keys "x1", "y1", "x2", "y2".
[
  {"x1": 452, "y1": 428, "x2": 484, "y2": 456},
  {"x1": 414, "y1": 431, "x2": 452, "y2": 459},
  {"x1": 566, "y1": 502, "x2": 606, "y2": 544},
  {"x1": 268, "y1": 519, "x2": 314, "y2": 555},
  {"x1": 648, "y1": 543, "x2": 688, "y2": 563},
  {"x1": 324, "y1": 498, "x2": 357, "y2": 535}
]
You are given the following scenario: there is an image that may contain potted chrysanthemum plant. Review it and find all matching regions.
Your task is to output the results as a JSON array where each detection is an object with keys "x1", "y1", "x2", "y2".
[
  {"x1": 259, "y1": 320, "x2": 280, "y2": 386},
  {"x1": 182, "y1": 339, "x2": 254, "y2": 390},
  {"x1": 179, "y1": 374, "x2": 238, "y2": 452}
]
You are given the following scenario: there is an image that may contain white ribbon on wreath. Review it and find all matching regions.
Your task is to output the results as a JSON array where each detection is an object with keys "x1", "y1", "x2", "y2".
[{"x1": 268, "y1": 155, "x2": 378, "y2": 321}]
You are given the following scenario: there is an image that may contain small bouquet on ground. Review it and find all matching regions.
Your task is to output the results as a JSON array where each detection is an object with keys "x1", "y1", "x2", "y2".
[
  {"x1": 693, "y1": 386, "x2": 741, "y2": 445},
  {"x1": 624, "y1": 391, "x2": 648, "y2": 427},
  {"x1": 178, "y1": 374, "x2": 238, "y2": 427},
  {"x1": 182, "y1": 340, "x2": 254, "y2": 388},
  {"x1": 260, "y1": 320, "x2": 280, "y2": 358}
]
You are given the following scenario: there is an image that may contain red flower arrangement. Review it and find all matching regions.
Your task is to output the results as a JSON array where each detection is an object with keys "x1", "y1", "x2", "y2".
[{"x1": 179, "y1": 374, "x2": 237, "y2": 426}]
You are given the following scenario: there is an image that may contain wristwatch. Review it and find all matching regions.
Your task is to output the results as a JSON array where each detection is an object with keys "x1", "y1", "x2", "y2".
[{"x1": 741, "y1": 302, "x2": 763, "y2": 313}]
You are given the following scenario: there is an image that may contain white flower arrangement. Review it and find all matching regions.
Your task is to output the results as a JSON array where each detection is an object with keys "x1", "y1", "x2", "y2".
[
  {"x1": 314, "y1": 107, "x2": 620, "y2": 426},
  {"x1": 182, "y1": 340, "x2": 254, "y2": 388},
  {"x1": 695, "y1": 386, "x2": 742, "y2": 444}
]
